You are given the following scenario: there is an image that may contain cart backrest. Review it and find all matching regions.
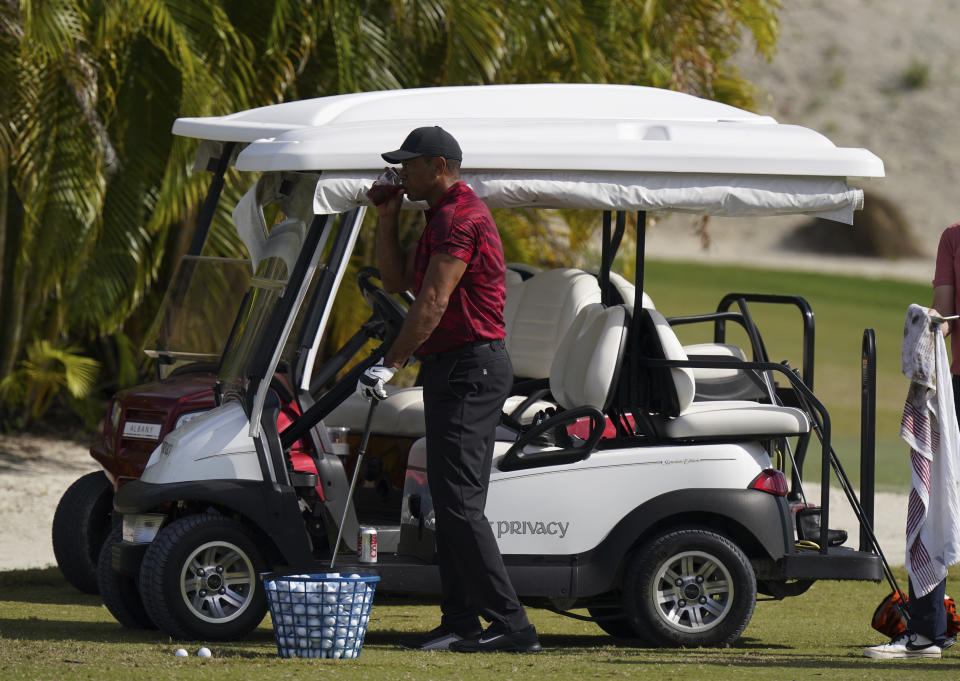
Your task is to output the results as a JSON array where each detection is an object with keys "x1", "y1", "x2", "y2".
[
  {"x1": 503, "y1": 268, "x2": 601, "y2": 379},
  {"x1": 549, "y1": 303, "x2": 629, "y2": 411}
]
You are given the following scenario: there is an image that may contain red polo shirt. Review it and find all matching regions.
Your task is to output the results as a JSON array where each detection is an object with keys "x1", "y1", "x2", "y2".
[
  {"x1": 412, "y1": 182, "x2": 506, "y2": 356},
  {"x1": 933, "y1": 222, "x2": 960, "y2": 374}
]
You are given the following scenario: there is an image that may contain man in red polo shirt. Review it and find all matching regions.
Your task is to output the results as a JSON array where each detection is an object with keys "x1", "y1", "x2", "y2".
[{"x1": 358, "y1": 126, "x2": 540, "y2": 653}]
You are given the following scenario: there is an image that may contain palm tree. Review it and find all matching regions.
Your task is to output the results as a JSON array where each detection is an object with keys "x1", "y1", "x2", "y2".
[
  {"x1": 0, "y1": 0, "x2": 780, "y2": 427},
  {"x1": 0, "y1": 0, "x2": 290, "y2": 425}
]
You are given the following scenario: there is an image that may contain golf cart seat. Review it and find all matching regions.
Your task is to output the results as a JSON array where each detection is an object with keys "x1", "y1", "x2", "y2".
[
  {"x1": 325, "y1": 268, "x2": 601, "y2": 435},
  {"x1": 641, "y1": 308, "x2": 809, "y2": 440},
  {"x1": 496, "y1": 302, "x2": 629, "y2": 470},
  {"x1": 402, "y1": 303, "x2": 628, "y2": 474}
]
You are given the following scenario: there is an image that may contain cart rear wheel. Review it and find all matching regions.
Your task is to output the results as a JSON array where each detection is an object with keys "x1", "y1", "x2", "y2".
[
  {"x1": 97, "y1": 524, "x2": 156, "y2": 629},
  {"x1": 622, "y1": 528, "x2": 756, "y2": 647},
  {"x1": 139, "y1": 514, "x2": 267, "y2": 641},
  {"x1": 53, "y1": 471, "x2": 113, "y2": 594}
]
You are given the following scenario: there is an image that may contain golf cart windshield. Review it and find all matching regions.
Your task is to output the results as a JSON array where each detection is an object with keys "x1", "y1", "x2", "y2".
[{"x1": 142, "y1": 256, "x2": 251, "y2": 370}]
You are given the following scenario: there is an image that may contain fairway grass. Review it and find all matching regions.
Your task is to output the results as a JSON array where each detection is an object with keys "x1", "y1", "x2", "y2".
[{"x1": 3, "y1": 567, "x2": 960, "y2": 680}]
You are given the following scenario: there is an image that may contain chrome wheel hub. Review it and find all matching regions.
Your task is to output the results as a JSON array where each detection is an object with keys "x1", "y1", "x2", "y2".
[
  {"x1": 180, "y1": 541, "x2": 255, "y2": 623},
  {"x1": 651, "y1": 550, "x2": 733, "y2": 633}
]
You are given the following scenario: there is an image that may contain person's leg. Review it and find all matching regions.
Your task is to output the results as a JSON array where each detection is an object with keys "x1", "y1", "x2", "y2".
[
  {"x1": 953, "y1": 375, "x2": 960, "y2": 426},
  {"x1": 910, "y1": 577, "x2": 948, "y2": 644},
  {"x1": 421, "y1": 354, "x2": 483, "y2": 636},
  {"x1": 424, "y1": 344, "x2": 531, "y2": 633}
]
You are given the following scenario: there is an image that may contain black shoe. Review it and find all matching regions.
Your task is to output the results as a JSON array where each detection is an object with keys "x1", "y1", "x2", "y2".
[
  {"x1": 400, "y1": 624, "x2": 483, "y2": 651},
  {"x1": 449, "y1": 623, "x2": 542, "y2": 653},
  {"x1": 940, "y1": 635, "x2": 957, "y2": 650}
]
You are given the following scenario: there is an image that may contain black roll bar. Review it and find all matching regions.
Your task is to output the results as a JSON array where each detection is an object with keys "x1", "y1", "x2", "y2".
[
  {"x1": 714, "y1": 293, "x2": 816, "y2": 390},
  {"x1": 187, "y1": 141, "x2": 236, "y2": 257}
]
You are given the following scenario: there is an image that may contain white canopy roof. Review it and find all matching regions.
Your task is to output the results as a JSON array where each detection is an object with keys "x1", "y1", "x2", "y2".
[{"x1": 173, "y1": 84, "x2": 884, "y2": 223}]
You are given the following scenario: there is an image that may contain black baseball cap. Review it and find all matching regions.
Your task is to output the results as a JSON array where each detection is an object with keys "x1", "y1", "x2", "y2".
[{"x1": 382, "y1": 126, "x2": 462, "y2": 163}]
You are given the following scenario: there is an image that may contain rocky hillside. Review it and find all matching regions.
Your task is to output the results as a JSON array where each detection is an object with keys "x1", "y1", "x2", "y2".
[{"x1": 647, "y1": 0, "x2": 960, "y2": 282}]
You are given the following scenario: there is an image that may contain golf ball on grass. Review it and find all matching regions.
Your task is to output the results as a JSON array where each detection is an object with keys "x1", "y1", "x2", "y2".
[
  {"x1": 197, "y1": 647, "x2": 211, "y2": 658},
  {"x1": 174, "y1": 648, "x2": 188, "y2": 657}
]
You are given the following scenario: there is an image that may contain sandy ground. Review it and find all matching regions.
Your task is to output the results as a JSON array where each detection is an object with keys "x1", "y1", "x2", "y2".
[{"x1": 0, "y1": 434, "x2": 100, "y2": 571}]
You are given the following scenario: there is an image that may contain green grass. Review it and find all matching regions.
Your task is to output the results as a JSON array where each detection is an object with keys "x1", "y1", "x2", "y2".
[
  {"x1": 643, "y1": 259, "x2": 930, "y2": 493},
  {"x1": 3, "y1": 567, "x2": 960, "y2": 680}
]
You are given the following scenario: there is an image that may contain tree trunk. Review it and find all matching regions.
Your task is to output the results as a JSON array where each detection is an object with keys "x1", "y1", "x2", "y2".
[{"x1": 0, "y1": 177, "x2": 27, "y2": 382}]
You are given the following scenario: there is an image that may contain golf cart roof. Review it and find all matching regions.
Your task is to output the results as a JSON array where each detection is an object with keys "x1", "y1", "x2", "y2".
[{"x1": 173, "y1": 84, "x2": 884, "y2": 223}]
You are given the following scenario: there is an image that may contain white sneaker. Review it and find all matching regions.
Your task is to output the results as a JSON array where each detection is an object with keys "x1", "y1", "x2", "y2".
[{"x1": 864, "y1": 632, "x2": 942, "y2": 659}]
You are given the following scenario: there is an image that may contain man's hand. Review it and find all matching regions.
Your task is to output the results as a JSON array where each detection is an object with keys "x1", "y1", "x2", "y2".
[
  {"x1": 366, "y1": 167, "x2": 404, "y2": 214},
  {"x1": 357, "y1": 359, "x2": 397, "y2": 401}
]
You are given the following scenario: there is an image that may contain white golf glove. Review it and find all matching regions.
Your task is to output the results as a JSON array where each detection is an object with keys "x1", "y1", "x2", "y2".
[{"x1": 356, "y1": 358, "x2": 397, "y2": 401}]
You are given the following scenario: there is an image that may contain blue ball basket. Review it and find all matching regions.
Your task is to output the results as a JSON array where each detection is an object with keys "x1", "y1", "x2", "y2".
[{"x1": 262, "y1": 572, "x2": 379, "y2": 659}]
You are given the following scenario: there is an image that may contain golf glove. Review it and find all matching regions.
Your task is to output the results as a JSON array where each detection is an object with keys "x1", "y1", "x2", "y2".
[{"x1": 357, "y1": 359, "x2": 396, "y2": 401}]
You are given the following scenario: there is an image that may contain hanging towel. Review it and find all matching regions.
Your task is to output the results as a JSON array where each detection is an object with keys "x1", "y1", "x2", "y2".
[{"x1": 900, "y1": 303, "x2": 960, "y2": 597}]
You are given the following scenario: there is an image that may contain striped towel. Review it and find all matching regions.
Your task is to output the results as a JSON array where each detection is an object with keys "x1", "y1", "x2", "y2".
[{"x1": 900, "y1": 304, "x2": 960, "y2": 597}]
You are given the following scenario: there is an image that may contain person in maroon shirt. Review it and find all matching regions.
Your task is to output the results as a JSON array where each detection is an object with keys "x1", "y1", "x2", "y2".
[{"x1": 357, "y1": 126, "x2": 540, "y2": 653}]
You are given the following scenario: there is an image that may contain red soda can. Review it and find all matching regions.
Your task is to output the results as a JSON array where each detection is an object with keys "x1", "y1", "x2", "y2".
[{"x1": 358, "y1": 527, "x2": 378, "y2": 563}]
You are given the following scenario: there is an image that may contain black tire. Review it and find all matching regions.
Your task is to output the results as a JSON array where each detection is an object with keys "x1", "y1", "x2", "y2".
[
  {"x1": 622, "y1": 528, "x2": 756, "y2": 647},
  {"x1": 138, "y1": 514, "x2": 267, "y2": 641},
  {"x1": 97, "y1": 524, "x2": 157, "y2": 629},
  {"x1": 53, "y1": 471, "x2": 114, "y2": 594},
  {"x1": 587, "y1": 603, "x2": 642, "y2": 639}
]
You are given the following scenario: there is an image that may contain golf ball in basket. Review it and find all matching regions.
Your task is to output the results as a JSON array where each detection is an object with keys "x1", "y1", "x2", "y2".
[
  {"x1": 197, "y1": 647, "x2": 211, "y2": 658},
  {"x1": 174, "y1": 648, "x2": 188, "y2": 657}
]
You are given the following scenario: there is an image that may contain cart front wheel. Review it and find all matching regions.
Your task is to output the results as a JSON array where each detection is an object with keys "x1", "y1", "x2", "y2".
[{"x1": 138, "y1": 514, "x2": 267, "y2": 641}]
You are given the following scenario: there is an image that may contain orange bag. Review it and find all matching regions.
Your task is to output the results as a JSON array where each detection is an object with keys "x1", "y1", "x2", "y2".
[{"x1": 871, "y1": 590, "x2": 960, "y2": 637}]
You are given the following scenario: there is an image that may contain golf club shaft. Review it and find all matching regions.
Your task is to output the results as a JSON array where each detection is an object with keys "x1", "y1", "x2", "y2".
[{"x1": 330, "y1": 399, "x2": 379, "y2": 570}]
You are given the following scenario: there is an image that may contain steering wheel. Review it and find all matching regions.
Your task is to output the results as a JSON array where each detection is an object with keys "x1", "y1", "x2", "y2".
[
  {"x1": 306, "y1": 268, "x2": 409, "y2": 395},
  {"x1": 357, "y1": 266, "x2": 408, "y2": 339},
  {"x1": 286, "y1": 270, "x2": 410, "y2": 448}
]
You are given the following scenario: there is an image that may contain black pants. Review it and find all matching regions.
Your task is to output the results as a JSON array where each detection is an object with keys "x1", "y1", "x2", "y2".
[
  {"x1": 421, "y1": 339, "x2": 530, "y2": 633},
  {"x1": 909, "y1": 575, "x2": 947, "y2": 644}
]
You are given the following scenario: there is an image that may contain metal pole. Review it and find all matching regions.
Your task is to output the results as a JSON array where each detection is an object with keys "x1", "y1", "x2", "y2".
[
  {"x1": 187, "y1": 141, "x2": 236, "y2": 256},
  {"x1": 330, "y1": 399, "x2": 378, "y2": 569},
  {"x1": 601, "y1": 211, "x2": 611, "y2": 306},
  {"x1": 859, "y1": 329, "x2": 877, "y2": 551}
]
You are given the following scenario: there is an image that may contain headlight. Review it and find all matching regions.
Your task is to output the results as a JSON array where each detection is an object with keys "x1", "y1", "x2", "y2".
[
  {"x1": 109, "y1": 400, "x2": 121, "y2": 432},
  {"x1": 174, "y1": 410, "x2": 207, "y2": 430}
]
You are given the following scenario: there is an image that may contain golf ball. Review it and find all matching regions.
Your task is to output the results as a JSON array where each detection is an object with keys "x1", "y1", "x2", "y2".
[
  {"x1": 197, "y1": 647, "x2": 211, "y2": 658},
  {"x1": 174, "y1": 648, "x2": 188, "y2": 657}
]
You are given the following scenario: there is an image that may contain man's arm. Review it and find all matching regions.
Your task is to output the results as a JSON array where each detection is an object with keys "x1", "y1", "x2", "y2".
[
  {"x1": 373, "y1": 189, "x2": 416, "y2": 293},
  {"x1": 383, "y1": 253, "x2": 467, "y2": 368},
  {"x1": 932, "y1": 284, "x2": 956, "y2": 336}
]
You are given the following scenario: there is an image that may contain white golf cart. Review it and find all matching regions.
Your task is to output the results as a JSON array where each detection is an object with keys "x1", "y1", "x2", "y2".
[{"x1": 105, "y1": 84, "x2": 888, "y2": 647}]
